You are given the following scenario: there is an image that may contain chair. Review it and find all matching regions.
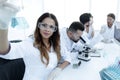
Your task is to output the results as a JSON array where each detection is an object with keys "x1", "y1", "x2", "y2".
[{"x1": 0, "y1": 58, "x2": 25, "y2": 80}]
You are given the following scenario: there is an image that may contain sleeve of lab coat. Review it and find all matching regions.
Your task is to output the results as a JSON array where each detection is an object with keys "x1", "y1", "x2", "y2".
[
  {"x1": 100, "y1": 25, "x2": 108, "y2": 39},
  {"x1": 0, "y1": 38, "x2": 33, "y2": 59},
  {"x1": 60, "y1": 45, "x2": 72, "y2": 63},
  {"x1": 60, "y1": 28, "x2": 72, "y2": 63}
]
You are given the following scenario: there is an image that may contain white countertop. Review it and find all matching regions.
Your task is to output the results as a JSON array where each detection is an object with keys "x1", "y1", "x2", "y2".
[{"x1": 55, "y1": 41, "x2": 120, "y2": 80}]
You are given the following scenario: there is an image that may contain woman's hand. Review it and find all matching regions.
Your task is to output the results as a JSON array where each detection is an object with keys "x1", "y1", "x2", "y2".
[
  {"x1": 0, "y1": 0, "x2": 19, "y2": 29},
  {"x1": 47, "y1": 67, "x2": 62, "y2": 80}
]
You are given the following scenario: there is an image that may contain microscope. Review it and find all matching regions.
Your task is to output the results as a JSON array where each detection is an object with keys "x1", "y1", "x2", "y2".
[
  {"x1": 77, "y1": 44, "x2": 91, "y2": 61},
  {"x1": 77, "y1": 37, "x2": 91, "y2": 61},
  {"x1": 71, "y1": 36, "x2": 92, "y2": 68}
]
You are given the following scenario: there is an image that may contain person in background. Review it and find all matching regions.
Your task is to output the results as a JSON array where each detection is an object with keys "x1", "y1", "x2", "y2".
[
  {"x1": 79, "y1": 13, "x2": 94, "y2": 41},
  {"x1": 100, "y1": 13, "x2": 115, "y2": 43},
  {"x1": 0, "y1": 1, "x2": 67, "y2": 80},
  {"x1": 79, "y1": 13, "x2": 104, "y2": 48}
]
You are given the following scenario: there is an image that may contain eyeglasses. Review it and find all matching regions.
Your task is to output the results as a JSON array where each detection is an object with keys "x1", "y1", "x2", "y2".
[{"x1": 38, "y1": 23, "x2": 57, "y2": 32}]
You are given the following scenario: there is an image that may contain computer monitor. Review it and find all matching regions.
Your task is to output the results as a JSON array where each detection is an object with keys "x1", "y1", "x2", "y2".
[{"x1": 114, "y1": 25, "x2": 120, "y2": 42}]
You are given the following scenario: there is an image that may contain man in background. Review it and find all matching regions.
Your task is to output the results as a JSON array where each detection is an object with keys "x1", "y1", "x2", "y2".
[
  {"x1": 79, "y1": 13, "x2": 94, "y2": 41},
  {"x1": 100, "y1": 13, "x2": 115, "y2": 43}
]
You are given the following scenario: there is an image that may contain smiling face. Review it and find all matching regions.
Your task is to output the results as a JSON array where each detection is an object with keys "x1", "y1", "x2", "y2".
[
  {"x1": 39, "y1": 17, "x2": 56, "y2": 40},
  {"x1": 107, "y1": 16, "x2": 115, "y2": 28}
]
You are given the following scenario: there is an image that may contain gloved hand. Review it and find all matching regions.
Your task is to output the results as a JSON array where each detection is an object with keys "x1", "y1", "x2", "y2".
[
  {"x1": 0, "y1": 0, "x2": 19, "y2": 30},
  {"x1": 47, "y1": 67, "x2": 62, "y2": 80}
]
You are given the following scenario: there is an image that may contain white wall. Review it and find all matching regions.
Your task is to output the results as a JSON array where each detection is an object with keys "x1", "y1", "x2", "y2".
[{"x1": 8, "y1": 0, "x2": 120, "y2": 40}]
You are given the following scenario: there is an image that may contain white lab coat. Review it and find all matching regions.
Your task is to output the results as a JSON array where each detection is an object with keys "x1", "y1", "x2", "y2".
[
  {"x1": 0, "y1": 37, "x2": 58, "y2": 80},
  {"x1": 81, "y1": 27, "x2": 103, "y2": 48},
  {"x1": 60, "y1": 27, "x2": 74, "y2": 63},
  {"x1": 80, "y1": 25, "x2": 95, "y2": 46},
  {"x1": 84, "y1": 25, "x2": 94, "y2": 39},
  {"x1": 81, "y1": 32, "x2": 91, "y2": 44},
  {"x1": 100, "y1": 24, "x2": 115, "y2": 41}
]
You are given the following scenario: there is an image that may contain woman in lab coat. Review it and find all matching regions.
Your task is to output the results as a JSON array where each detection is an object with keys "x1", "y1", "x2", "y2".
[{"x1": 0, "y1": 1, "x2": 62, "y2": 80}]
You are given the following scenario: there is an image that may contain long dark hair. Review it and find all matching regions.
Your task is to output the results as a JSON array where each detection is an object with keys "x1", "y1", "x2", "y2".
[{"x1": 34, "y1": 12, "x2": 61, "y2": 65}]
